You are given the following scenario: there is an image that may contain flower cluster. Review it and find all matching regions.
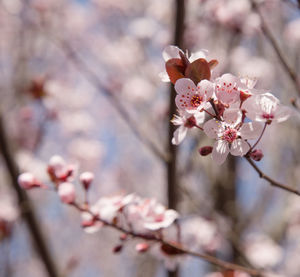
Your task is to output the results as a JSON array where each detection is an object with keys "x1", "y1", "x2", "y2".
[
  {"x1": 17, "y1": 155, "x2": 222, "y2": 271},
  {"x1": 163, "y1": 46, "x2": 293, "y2": 164}
]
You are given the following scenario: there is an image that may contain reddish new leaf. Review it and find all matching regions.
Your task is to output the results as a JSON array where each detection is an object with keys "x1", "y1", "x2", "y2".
[
  {"x1": 208, "y1": 59, "x2": 219, "y2": 70},
  {"x1": 185, "y1": 58, "x2": 211, "y2": 85},
  {"x1": 165, "y1": 58, "x2": 186, "y2": 84}
]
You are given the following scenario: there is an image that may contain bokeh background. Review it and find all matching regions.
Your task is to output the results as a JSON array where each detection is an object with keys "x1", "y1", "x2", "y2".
[{"x1": 0, "y1": 0, "x2": 300, "y2": 276}]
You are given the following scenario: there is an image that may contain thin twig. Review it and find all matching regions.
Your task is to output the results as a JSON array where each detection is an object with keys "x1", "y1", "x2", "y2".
[
  {"x1": 251, "y1": 0, "x2": 300, "y2": 96},
  {"x1": 248, "y1": 122, "x2": 268, "y2": 153},
  {"x1": 245, "y1": 156, "x2": 300, "y2": 196},
  {"x1": 71, "y1": 202, "x2": 263, "y2": 277}
]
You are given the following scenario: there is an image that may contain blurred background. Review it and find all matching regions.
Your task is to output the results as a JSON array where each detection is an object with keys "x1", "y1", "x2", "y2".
[{"x1": 0, "y1": 0, "x2": 300, "y2": 276}]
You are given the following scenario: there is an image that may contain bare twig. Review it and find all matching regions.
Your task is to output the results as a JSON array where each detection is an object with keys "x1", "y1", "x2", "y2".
[
  {"x1": 0, "y1": 115, "x2": 60, "y2": 277},
  {"x1": 71, "y1": 202, "x2": 263, "y2": 277},
  {"x1": 245, "y1": 156, "x2": 300, "y2": 196},
  {"x1": 251, "y1": 0, "x2": 300, "y2": 96}
]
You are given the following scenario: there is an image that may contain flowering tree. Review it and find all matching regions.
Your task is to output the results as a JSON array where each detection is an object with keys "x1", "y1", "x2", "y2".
[{"x1": 1, "y1": 1, "x2": 300, "y2": 277}]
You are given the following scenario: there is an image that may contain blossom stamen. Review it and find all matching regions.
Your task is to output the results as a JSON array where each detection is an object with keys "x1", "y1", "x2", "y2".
[
  {"x1": 190, "y1": 95, "x2": 203, "y2": 107},
  {"x1": 222, "y1": 128, "x2": 237, "y2": 143}
]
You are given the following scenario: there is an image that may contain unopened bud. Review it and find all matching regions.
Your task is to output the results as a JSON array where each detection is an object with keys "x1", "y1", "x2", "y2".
[
  {"x1": 18, "y1": 172, "x2": 42, "y2": 189},
  {"x1": 135, "y1": 243, "x2": 150, "y2": 253},
  {"x1": 199, "y1": 146, "x2": 213, "y2": 156},
  {"x1": 58, "y1": 182, "x2": 75, "y2": 204},
  {"x1": 120, "y1": 234, "x2": 128, "y2": 241},
  {"x1": 250, "y1": 149, "x2": 264, "y2": 161},
  {"x1": 49, "y1": 155, "x2": 65, "y2": 170},
  {"x1": 80, "y1": 172, "x2": 94, "y2": 190},
  {"x1": 113, "y1": 244, "x2": 123, "y2": 253}
]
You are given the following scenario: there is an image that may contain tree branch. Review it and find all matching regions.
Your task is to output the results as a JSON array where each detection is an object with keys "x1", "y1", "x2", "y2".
[
  {"x1": 245, "y1": 156, "x2": 300, "y2": 196},
  {"x1": 0, "y1": 115, "x2": 60, "y2": 277},
  {"x1": 251, "y1": 0, "x2": 300, "y2": 96},
  {"x1": 71, "y1": 202, "x2": 263, "y2": 277}
]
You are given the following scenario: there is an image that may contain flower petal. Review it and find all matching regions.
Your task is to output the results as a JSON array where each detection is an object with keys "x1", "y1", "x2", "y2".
[
  {"x1": 189, "y1": 49, "x2": 208, "y2": 62},
  {"x1": 239, "y1": 122, "x2": 263, "y2": 140},
  {"x1": 174, "y1": 78, "x2": 197, "y2": 95},
  {"x1": 230, "y1": 139, "x2": 250, "y2": 156},
  {"x1": 274, "y1": 105, "x2": 293, "y2": 123},
  {"x1": 172, "y1": 126, "x2": 188, "y2": 145},
  {"x1": 197, "y1": 79, "x2": 215, "y2": 99},
  {"x1": 162, "y1": 45, "x2": 182, "y2": 61},
  {"x1": 223, "y1": 109, "x2": 242, "y2": 126},
  {"x1": 212, "y1": 140, "x2": 230, "y2": 164},
  {"x1": 203, "y1": 119, "x2": 222, "y2": 139}
]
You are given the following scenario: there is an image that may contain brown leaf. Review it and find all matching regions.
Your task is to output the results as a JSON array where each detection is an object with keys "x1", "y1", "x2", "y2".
[
  {"x1": 165, "y1": 58, "x2": 186, "y2": 84},
  {"x1": 185, "y1": 58, "x2": 211, "y2": 85},
  {"x1": 208, "y1": 59, "x2": 219, "y2": 70}
]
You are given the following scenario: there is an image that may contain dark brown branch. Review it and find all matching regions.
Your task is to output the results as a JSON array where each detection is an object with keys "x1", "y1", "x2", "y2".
[
  {"x1": 245, "y1": 157, "x2": 300, "y2": 196},
  {"x1": 251, "y1": 0, "x2": 300, "y2": 96},
  {"x1": 167, "y1": 1, "x2": 185, "y2": 276},
  {"x1": 0, "y1": 115, "x2": 60, "y2": 277}
]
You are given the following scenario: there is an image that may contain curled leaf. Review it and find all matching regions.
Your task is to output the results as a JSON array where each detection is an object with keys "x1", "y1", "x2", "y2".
[
  {"x1": 208, "y1": 59, "x2": 218, "y2": 70},
  {"x1": 165, "y1": 58, "x2": 186, "y2": 84},
  {"x1": 185, "y1": 58, "x2": 211, "y2": 85}
]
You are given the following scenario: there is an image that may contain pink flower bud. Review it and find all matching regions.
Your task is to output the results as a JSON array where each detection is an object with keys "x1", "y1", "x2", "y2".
[
  {"x1": 18, "y1": 172, "x2": 42, "y2": 189},
  {"x1": 49, "y1": 155, "x2": 65, "y2": 170},
  {"x1": 199, "y1": 146, "x2": 213, "y2": 156},
  {"x1": 120, "y1": 234, "x2": 128, "y2": 241},
  {"x1": 135, "y1": 243, "x2": 150, "y2": 253},
  {"x1": 250, "y1": 149, "x2": 264, "y2": 161},
  {"x1": 79, "y1": 172, "x2": 94, "y2": 190},
  {"x1": 58, "y1": 182, "x2": 75, "y2": 204}
]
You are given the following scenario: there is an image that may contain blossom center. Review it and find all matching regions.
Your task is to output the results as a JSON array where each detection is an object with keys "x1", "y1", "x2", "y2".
[
  {"x1": 184, "y1": 116, "x2": 196, "y2": 128},
  {"x1": 222, "y1": 128, "x2": 237, "y2": 143},
  {"x1": 262, "y1": 113, "x2": 274, "y2": 120},
  {"x1": 190, "y1": 95, "x2": 202, "y2": 107}
]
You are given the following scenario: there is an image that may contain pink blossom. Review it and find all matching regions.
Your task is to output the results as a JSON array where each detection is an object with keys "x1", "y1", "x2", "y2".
[
  {"x1": 48, "y1": 155, "x2": 76, "y2": 183},
  {"x1": 243, "y1": 93, "x2": 292, "y2": 124},
  {"x1": 244, "y1": 234, "x2": 282, "y2": 268},
  {"x1": 204, "y1": 109, "x2": 263, "y2": 164},
  {"x1": 171, "y1": 110, "x2": 205, "y2": 145},
  {"x1": 81, "y1": 211, "x2": 103, "y2": 234},
  {"x1": 175, "y1": 78, "x2": 214, "y2": 112},
  {"x1": 18, "y1": 172, "x2": 43, "y2": 189},
  {"x1": 91, "y1": 194, "x2": 136, "y2": 223},
  {"x1": 127, "y1": 198, "x2": 178, "y2": 231},
  {"x1": 58, "y1": 182, "x2": 76, "y2": 204},
  {"x1": 79, "y1": 171, "x2": 94, "y2": 190},
  {"x1": 215, "y1": 74, "x2": 241, "y2": 105}
]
